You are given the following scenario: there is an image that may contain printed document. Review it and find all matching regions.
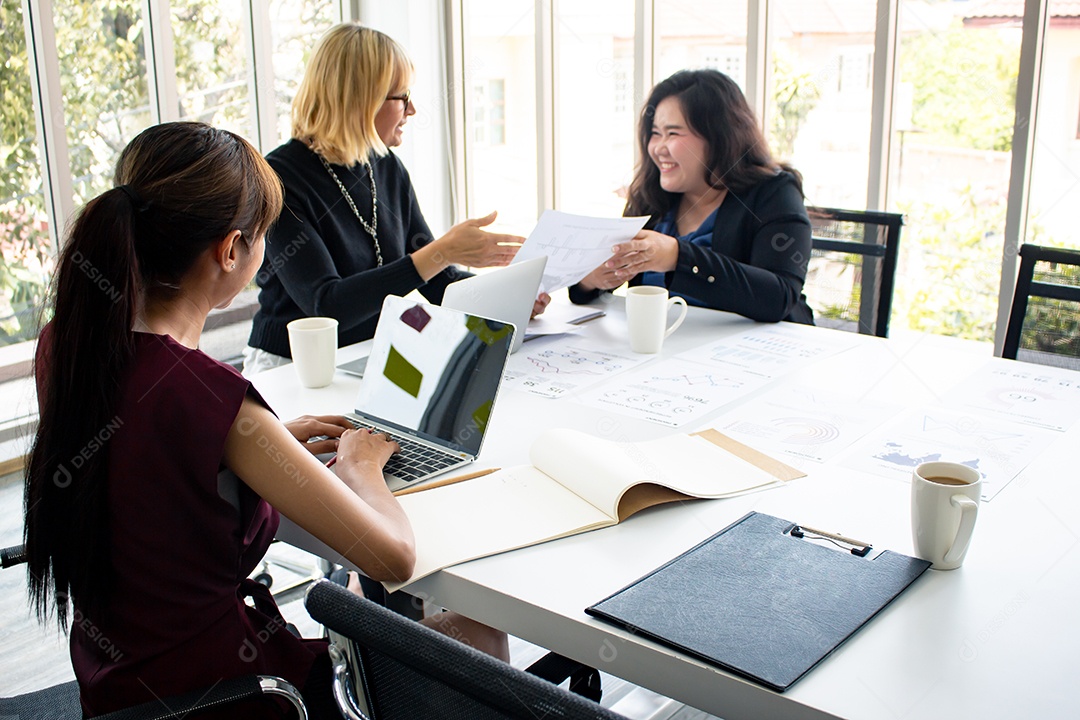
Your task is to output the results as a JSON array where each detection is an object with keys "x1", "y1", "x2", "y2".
[{"x1": 514, "y1": 210, "x2": 649, "y2": 293}]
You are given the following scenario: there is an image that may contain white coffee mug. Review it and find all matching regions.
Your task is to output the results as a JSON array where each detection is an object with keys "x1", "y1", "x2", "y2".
[
  {"x1": 287, "y1": 317, "x2": 339, "y2": 388},
  {"x1": 911, "y1": 461, "x2": 981, "y2": 570},
  {"x1": 626, "y1": 286, "x2": 688, "y2": 354}
]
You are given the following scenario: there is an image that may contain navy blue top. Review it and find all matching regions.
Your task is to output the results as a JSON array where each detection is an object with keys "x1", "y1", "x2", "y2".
[{"x1": 640, "y1": 206, "x2": 719, "y2": 306}]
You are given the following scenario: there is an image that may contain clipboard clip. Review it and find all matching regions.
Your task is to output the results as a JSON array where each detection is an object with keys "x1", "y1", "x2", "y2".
[{"x1": 790, "y1": 524, "x2": 873, "y2": 557}]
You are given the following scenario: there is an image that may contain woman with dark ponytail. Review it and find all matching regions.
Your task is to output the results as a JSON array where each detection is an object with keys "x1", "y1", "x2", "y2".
[
  {"x1": 23, "y1": 122, "x2": 501, "y2": 718},
  {"x1": 572, "y1": 69, "x2": 815, "y2": 324}
]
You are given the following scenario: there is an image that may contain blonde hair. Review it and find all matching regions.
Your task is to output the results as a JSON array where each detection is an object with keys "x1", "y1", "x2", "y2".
[{"x1": 291, "y1": 23, "x2": 413, "y2": 165}]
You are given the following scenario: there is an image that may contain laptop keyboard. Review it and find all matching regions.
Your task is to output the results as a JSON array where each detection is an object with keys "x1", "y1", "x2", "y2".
[{"x1": 347, "y1": 421, "x2": 462, "y2": 484}]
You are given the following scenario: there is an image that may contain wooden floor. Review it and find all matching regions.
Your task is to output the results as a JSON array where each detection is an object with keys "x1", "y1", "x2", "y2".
[{"x1": 0, "y1": 470, "x2": 721, "y2": 718}]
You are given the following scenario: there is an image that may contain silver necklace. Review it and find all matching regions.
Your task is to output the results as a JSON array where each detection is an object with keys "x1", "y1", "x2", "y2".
[{"x1": 319, "y1": 154, "x2": 383, "y2": 266}]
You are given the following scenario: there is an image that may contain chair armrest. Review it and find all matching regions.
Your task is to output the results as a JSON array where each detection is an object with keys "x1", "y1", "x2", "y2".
[
  {"x1": 87, "y1": 675, "x2": 307, "y2": 720},
  {"x1": 1, "y1": 544, "x2": 27, "y2": 568}
]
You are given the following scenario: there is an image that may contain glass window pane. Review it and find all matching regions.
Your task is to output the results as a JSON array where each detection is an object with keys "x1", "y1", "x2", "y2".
[
  {"x1": 769, "y1": 0, "x2": 875, "y2": 209},
  {"x1": 890, "y1": 2, "x2": 1021, "y2": 340},
  {"x1": 656, "y1": 2, "x2": 748, "y2": 90},
  {"x1": 53, "y1": 0, "x2": 153, "y2": 205},
  {"x1": 1028, "y1": 0, "x2": 1080, "y2": 252},
  {"x1": 0, "y1": 0, "x2": 52, "y2": 346},
  {"x1": 462, "y1": 0, "x2": 537, "y2": 230},
  {"x1": 555, "y1": 1, "x2": 635, "y2": 216},
  {"x1": 269, "y1": 0, "x2": 337, "y2": 146},
  {"x1": 171, "y1": 0, "x2": 251, "y2": 138}
]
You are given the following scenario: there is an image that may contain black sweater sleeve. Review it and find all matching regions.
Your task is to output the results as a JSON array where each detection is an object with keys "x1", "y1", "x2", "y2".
[
  {"x1": 266, "y1": 204, "x2": 426, "y2": 329},
  {"x1": 249, "y1": 142, "x2": 466, "y2": 356}
]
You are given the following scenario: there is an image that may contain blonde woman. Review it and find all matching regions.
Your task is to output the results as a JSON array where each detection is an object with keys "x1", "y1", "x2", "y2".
[{"x1": 246, "y1": 23, "x2": 531, "y2": 373}]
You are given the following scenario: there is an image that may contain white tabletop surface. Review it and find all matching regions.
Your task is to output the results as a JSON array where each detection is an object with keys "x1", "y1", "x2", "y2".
[{"x1": 253, "y1": 297, "x2": 1080, "y2": 720}]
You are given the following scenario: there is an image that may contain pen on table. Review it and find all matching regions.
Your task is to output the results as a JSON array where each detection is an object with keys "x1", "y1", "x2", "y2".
[
  {"x1": 568, "y1": 311, "x2": 605, "y2": 325},
  {"x1": 393, "y1": 467, "x2": 501, "y2": 496}
]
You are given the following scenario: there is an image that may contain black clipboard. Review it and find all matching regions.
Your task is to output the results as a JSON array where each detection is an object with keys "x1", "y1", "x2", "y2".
[{"x1": 585, "y1": 512, "x2": 931, "y2": 692}]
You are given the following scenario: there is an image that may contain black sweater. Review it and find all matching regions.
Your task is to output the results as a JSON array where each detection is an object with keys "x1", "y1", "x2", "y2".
[
  {"x1": 248, "y1": 140, "x2": 466, "y2": 357},
  {"x1": 570, "y1": 171, "x2": 814, "y2": 324}
]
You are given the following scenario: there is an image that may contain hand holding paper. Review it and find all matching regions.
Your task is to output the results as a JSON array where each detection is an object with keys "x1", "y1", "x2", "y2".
[{"x1": 514, "y1": 210, "x2": 649, "y2": 293}]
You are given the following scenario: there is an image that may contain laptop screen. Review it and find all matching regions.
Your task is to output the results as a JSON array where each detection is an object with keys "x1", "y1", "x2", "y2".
[{"x1": 354, "y1": 296, "x2": 514, "y2": 455}]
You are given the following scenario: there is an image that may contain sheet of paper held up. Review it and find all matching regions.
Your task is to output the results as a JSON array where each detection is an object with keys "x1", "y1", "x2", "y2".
[{"x1": 513, "y1": 210, "x2": 649, "y2": 293}]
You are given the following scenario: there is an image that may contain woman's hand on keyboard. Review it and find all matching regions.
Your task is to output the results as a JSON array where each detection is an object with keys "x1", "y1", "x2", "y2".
[
  {"x1": 285, "y1": 414, "x2": 354, "y2": 455},
  {"x1": 335, "y1": 428, "x2": 401, "y2": 479}
]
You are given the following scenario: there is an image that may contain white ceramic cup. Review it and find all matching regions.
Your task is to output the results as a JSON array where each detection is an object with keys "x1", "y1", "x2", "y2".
[
  {"x1": 911, "y1": 461, "x2": 982, "y2": 570},
  {"x1": 287, "y1": 317, "x2": 339, "y2": 388},
  {"x1": 626, "y1": 286, "x2": 688, "y2": 354}
]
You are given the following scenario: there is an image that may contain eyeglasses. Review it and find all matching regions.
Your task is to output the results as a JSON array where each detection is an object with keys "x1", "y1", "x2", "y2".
[{"x1": 386, "y1": 89, "x2": 411, "y2": 109}]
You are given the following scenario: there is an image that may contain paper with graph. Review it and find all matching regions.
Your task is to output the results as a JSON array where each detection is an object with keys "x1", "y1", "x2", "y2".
[
  {"x1": 942, "y1": 361, "x2": 1080, "y2": 432},
  {"x1": 502, "y1": 334, "x2": 651, "y2": 398},
  {"x1": 577, "y1": 357, "x2": 773, "y2": 427},
  {"x1": 513, "y1": 210, "x2": 649, "y2": 293},
  {"x1": 677, "y1": 324, "x2": 855, "y2": 379},
  {"x1": 841, "y1": 406, "x2": 1055, "y2": 500},
  {"x1": 715, "y1": 385, "x2": 900, "y2": 464}
]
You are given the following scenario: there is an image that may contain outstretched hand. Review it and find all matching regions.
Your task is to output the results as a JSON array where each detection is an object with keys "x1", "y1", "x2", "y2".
[{"x1": 435, "y1": 211, "x2": 522, "y2": 268}]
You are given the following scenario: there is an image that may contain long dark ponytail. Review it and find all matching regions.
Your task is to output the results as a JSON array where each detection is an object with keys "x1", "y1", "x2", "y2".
[
  {"x1": 24, "y1": 122, "x2": 282, "y2": 628},
  {"x1": 625, "y1": 69, "x2": 803, "y2": 223}
]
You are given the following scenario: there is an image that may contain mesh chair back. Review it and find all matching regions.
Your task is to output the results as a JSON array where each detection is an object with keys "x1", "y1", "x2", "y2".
[
  {"x1": 305, "y1": 581, "x2": 627, "y2": 720},
  {"x1": 1003, "y1": 244, "x2": 1080, "y2": 369},
  {"x1": 0, "y1": 682, "x2": 82, "y2": 719},
  {"x1": 805, "y1": 207, "x2": 903, "y2": 338}
]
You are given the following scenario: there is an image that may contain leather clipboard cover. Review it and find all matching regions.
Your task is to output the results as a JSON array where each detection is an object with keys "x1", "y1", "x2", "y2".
[{"x1": 585, "y1": 512, "x2": 931, "y2": 692}]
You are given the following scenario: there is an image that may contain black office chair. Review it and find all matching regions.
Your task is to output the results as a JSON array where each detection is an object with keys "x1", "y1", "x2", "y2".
[
  {"x1": 1002, "y1": 243, "x2": 1080, "y2": 369},
  {"x1": 304, "y1": 580, "x2": 628, "y2": 720},
  {"x1": 0, "y1": 544, "x2": 310, "y2": 720},
  {"x1": 804, "y1": 206, "x2": 903, "y2": 338}
]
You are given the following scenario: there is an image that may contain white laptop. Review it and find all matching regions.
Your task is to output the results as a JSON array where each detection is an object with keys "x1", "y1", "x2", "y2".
[
  {"x1": 441, "y1": 256, "x2": 547, "y2": 353},
  {"x1": 345, "y1": 295, "x2": 514, "y2": 492}
]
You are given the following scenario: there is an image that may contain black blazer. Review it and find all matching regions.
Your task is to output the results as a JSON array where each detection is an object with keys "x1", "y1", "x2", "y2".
[{"x1": 572, "y1": 170, "x2": 813, "y2": 325}]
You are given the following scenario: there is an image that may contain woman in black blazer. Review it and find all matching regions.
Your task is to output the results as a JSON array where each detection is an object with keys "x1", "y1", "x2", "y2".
[{"x1": 572, "y1": 69, "x2": 814, "y2": 324}]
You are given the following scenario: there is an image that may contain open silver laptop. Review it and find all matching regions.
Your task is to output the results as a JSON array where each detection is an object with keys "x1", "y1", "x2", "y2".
[
  {"x1": 441, "y1": 256, "x2": 547, "y2": 353},
  {"x1": 346, "y1": 295, "x2": 515, "y2": 491}
]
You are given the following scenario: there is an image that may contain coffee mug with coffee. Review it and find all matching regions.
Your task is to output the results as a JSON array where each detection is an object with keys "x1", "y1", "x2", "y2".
[
  {"x1": 626, "y1": 286, "x2": 688, "y2": 353},
  {"x1": 911, "y1": 461, "x2": 981, "y2": 570},
  {"x1": 287, "y1": 317, "x2": 339, "y2": 388}
]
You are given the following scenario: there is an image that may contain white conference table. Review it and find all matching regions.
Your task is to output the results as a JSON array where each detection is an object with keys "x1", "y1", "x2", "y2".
[{"x1": 253, "y1": 298, "x2": 1080, "y2": 720}]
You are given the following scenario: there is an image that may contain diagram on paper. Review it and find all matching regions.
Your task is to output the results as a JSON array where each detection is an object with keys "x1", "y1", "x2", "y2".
[
  {"x1": 944, "y1": 362, "x2": 1080, "y2": 431},
  {"x1": 502, "y1": 337, "x2": 649, "y2": 398},
  {"x1": 716, "y1": 386, "x2": 899, "y2": 463},
  {"x1": 643, "y1": 371, "x2": 746, "y2": 389},
  {"x1": 525, "y1": 347, "x2": 623, "y2": 375},
  {"x1": 679, "y1": 324, "x2": 854, "y2": 379},
  {"x1": 842, "y1": 407, "x2": 1055, "y2": 500},
  {"x1": 577, "y1": 358, "x2": 772, "y2": 427}
]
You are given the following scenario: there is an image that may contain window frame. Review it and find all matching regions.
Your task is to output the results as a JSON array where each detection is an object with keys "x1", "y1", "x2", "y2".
[{"x1": 5, "y1": 0, "x2": 1063, "y2": 369}]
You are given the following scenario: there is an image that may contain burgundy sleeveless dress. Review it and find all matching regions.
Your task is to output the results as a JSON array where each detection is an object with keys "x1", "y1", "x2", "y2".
[{"x1": 62, "y1": 333, "x2": 329, "y2": 717}]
